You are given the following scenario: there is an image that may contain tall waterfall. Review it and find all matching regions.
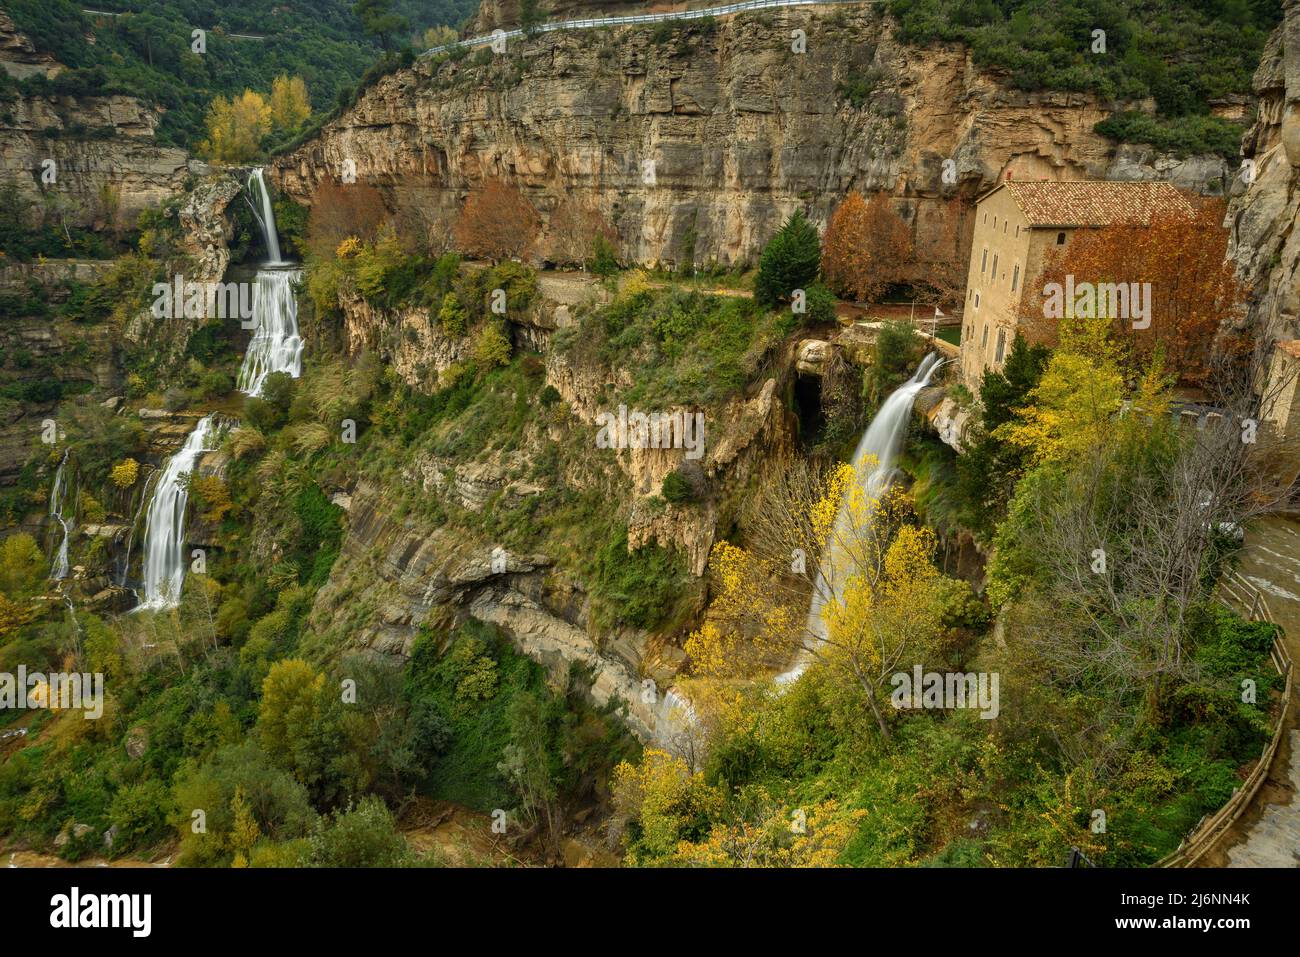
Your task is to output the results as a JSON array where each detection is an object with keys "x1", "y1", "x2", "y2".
[
  {"x1": 137, "y1": 415, "x2": 226, "y2": 611},
  {"x1": 246, "y1": 168, "x2": 282, "y2": 265},
  {"x1": 48, "y1": 449, "x2": 71, "y2": 581},
  {"x1": 777, "y1": 353, "x2": 945, "y2": 684},
  {"x1": 237, "y1": 267, "x2": 303, "y2": 396},
  {"x1": 237, "y1": 169, "x2": 302, "y2": 397}
]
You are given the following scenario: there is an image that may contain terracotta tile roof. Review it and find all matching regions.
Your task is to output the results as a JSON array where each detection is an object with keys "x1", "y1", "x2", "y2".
[
  {"x1": 1000, "y1": 181, "x2": 1194, "y2": 228},
  {"x1": 1276, "y1": 340, "x2": 1300, "y2": 361}
]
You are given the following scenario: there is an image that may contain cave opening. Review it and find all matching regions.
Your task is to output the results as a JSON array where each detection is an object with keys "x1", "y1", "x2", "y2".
[{"x1": 794, "y1": 373, "x2": 827, "y2": 449}]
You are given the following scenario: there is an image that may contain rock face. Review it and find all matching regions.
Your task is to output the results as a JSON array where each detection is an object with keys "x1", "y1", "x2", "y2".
[
  {"x1": 276, "y1": 6, "x2": 1229, "y2": 270},
  {"x1": 1228, "y1": 0, "x2": 1300, "y2": 343},
  {"x1": 0, "y1": 93, "x2": 193, "y2": 230},
  {"x1": 0, "y1": 14, "x2": 192, "y2": 230},
  {"x1": 304, "y1": 478, "x2": 676, "y2": 741},
  {"x1": 121, "y1": 174, "x2": 244, "y2": 367},
  {"x1": 0, "y1": 10, "x2": 59, "y2": 79}
]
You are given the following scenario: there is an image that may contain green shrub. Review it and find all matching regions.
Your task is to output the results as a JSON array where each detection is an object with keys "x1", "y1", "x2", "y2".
[
  {"x1": 754, "y1": 209, "x2": 821, "y2": 307},
  {"x1": 661, "y1": 470, "x2": 695, "y2": 505}
]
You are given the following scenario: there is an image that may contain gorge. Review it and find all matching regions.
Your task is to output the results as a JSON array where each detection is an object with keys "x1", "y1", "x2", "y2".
[{"x1": 0, "y1": 0, "x2": 1296, "y2": 878}]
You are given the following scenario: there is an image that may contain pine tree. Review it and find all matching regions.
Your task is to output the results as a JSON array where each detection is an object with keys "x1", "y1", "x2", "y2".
[{"x1": 754, "y1": 209, "x2": 821, "y2": 307}]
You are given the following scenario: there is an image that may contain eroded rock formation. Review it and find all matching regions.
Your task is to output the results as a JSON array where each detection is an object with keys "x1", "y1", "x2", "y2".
[{"x1": 275, "y1": 6, "x2": 1229, "y2": 271}]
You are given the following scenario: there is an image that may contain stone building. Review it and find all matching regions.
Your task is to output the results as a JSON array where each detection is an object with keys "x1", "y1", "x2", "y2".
[{"x1": 959, "y1": 180, "x2": 1193, "y2": 386}]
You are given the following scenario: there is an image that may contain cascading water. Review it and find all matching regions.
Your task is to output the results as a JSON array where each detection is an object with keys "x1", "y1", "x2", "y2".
[
  {"x1": 117, "y1": 471, "x2": 157, "y2": 589},
  {"x1": 237, "y1": 169, "x2": 303, "y2": 396},
  {"x1": 48, "y1": 449, "x2": 71, "y2": 581},
  {"x1": 777, "y1": 353, "x2": 946, "y2": 684},
  {"x1": 137, "y1": 414, "x2": 226, "y2": 611},
  {"x1": 237, "y1": 268, "x2": 303, "y2": 396},
  {"x1": 246, "y1": 168, "x2": 282, "y2": 265}
]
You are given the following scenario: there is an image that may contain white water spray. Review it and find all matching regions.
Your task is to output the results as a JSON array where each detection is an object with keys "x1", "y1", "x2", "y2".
[
  {"x1": 777, "y1": 353, "x2": 946, "y2": 684},
  {"x1": 237, "y1": 169, "x2": 303, "y2": 396},
  {"x1": 237, "y1": 267, "x2": 303, "y2": 396},
  {"x1": 48, "y1": 449, "x2": 71, "y2": 581},
  {"x1": 137, "y1": 414, "x2": 226, "y2": 611},
  {"x1": 246, "y1": 168, "x2": 282, "y2": 265}
]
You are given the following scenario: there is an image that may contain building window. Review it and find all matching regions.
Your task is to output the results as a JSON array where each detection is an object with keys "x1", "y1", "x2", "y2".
[
  {"x1": 974, "y1": 291, "x2": 980, "y2": 309},
  {"x1": 991, "y1": 254, "x2": 999, "y2": 281},
  {"x1": 993, "y1": 215, "x2": 997, "y2": 230},
  {"x1": 1003, "y1": 221, "x2": 1008, "y2": 234},
  {"x1": 981, "y1": 324, "x2": 989, "y2": 349},
  {"x1": 1011, "y1": 263, "x2": 1020, "y2": 293},
  {"x1": 983, "y1": 213, "x2": 987, "y2": 224},
  {"x1": 1015, "y1": 225, "x2": 1020, "y2": 238},
  {"x1": 980, "y1": 248, "x2": 988, "y2": 274},
  {"x1": 1056, "y1": 231, "x2": 1066, "y2": 245},
  {"x1": 995, "y1": 329, "x2": 1007, "y2": 364}
]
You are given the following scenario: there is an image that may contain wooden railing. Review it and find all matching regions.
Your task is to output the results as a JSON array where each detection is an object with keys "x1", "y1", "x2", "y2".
[{"x1": 1155, "y1": 571, "x2": 1293, "y2": 867}]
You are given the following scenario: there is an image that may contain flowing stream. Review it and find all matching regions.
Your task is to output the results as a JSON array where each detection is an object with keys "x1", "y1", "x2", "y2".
[
  {"x1": 48, "y1": 449, "x2": 71, "y2": 581},
  {"x1": 237, "y1": 168, "x2": 302, "y2": 396},
  {"x1": 137, "y1": 414, "x2": 226, "y2": 611},
  {"x1": 776, "y1": 353, "x2": 945, "y2": 684}
]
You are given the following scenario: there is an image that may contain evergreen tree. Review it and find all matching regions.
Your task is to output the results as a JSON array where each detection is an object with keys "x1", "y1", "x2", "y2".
[
  {"x1": 754, "y1": 209, "x2": 821, "y2": 307},
  {"x1": 354, "y1": 0, "x2": 409, "y2": 51}
]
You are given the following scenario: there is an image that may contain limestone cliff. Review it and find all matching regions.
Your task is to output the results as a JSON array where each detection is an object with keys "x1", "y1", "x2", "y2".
[
  {"x1": 0, "y1": 12, "x2": 193, "y2": 231},
  {"x1": 1228, "y1": 0, "x2": 1300, "y2": 343},
  {"x1": 276, "y1": 6, "x2": 1229, "y2": 270}
]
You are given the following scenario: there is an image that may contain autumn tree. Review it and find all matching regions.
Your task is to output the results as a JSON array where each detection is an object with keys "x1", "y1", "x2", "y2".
[
  {"x1": 1024, "y1": 198, "x2": 1242, "y2": 385},
  {"x1": 684, "y1": 459, "x2": 968, "y2": 743},
  {"x1": 0, "y1": 532, "x2": 47, "y2": 602},
  {"x1": 258, "y1": 659, "x2": 326, "y2": 777},
  {"x1": 269, "y1": 75, "x2": 311, "y2": 132},
  {"x1": 422, "y1": 25, "x2": 458, "y2": 48},
  {"x1": 229, "y1": 787, "x2": 261, "y2": 868},
  {"x1": 452, "y1": 179, "x2": 541, "y2": 263},
  {"x1": 305, "y1": 179, "x2": 387, "y2": 257},
  {"x1": 199, "y1": 90, "x2": 272, "y2": 163},
  {"x1": 822, "y1": 191, "x2": 914, "y2": 303},
  {"x1": 542, "y1": 196, "x2": 617, "y2": 270},
  {"x1": 923, "y1": 196, "x2": 971, "y2": 308}
]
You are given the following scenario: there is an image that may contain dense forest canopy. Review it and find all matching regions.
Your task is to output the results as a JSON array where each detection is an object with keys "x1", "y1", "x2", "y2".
[{"x1": 1, "y1": 0, "x2": 478, "y2": 146}]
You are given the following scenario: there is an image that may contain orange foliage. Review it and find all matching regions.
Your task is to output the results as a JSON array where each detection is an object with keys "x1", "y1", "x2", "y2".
[
  {"x1": 306, "y1": 179, "x2": 387, "y2": 257},
  {"x1": 452, "y1": 178, "x2": 541, "y2": 263},
  {"x1": 1025, "y1": 198, "x2": 1243, "y2": 385},
  {"x1": 822, "y1": 191, "x2": 914, "y2": 303},
  {"x1": 541, "y1": 196, "x2": 618, "y2": 267}
]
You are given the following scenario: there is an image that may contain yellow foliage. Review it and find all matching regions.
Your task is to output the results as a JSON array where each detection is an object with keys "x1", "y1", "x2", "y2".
[
  {"x1": 998, "y1": 318, "x2": 1126, "y2": 465},
  {"x1": 269, "y1": 74, "x2": 311, "y2": 131},
  {"x1": 675, "y1": 797, "x2": 866, "y2": 867},
  {"x1": 110, "y1": 458, "x2": 139, "y2": 488},
  {"x1": 199, "y1": 89, "x2": 272, "y2": 164},
  {"x1": 611, "y1": 749, "x2": 723, "y2": 864}
]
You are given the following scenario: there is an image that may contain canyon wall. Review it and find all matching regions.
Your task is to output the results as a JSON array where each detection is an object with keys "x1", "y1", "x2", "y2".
[
  {"x1": 0, "y1": 12, "x2": 194, "y2": 232},
  {"x1": 1228, "y1": 0, "x2": 1300, "y2": 344},
  {"x1": 274, "y1": 5, "x2": 1229, "y2": 271}
]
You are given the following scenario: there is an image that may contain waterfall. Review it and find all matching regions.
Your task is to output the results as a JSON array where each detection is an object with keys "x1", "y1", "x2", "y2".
[
  {"x1": 48, "y1": 449, "x2": 71, "y2": 581},
  {"x1": 237, "y1": 267, "x2": 303, "y2": 396},
  {"x1": 777, "y1": 353, "x2": 945, "y2": 684},
  {"x1": 246, "y1": 168, "x2": 282, "y2": 264},
  {"x1": 137, "y1": 415, "x2": 226, "y2": 611},
  {"x1": 117, "y1": 470, "x2": 157, "y2": 589},
  {"x1": 237, "y1": 169, "x2": 303, "y2": 397}
]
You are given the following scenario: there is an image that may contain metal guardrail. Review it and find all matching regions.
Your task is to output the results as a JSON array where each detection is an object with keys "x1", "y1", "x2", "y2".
[
  {"x1": 1155, "y1": 571, "x2": 1293, "y2": 867},
  {"x1": 420, "y1": 0, "x2": 879, "y2": 58}
]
